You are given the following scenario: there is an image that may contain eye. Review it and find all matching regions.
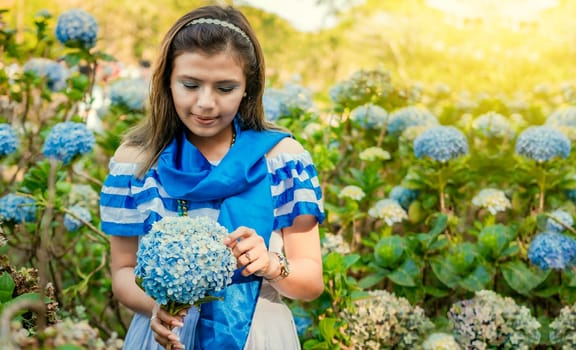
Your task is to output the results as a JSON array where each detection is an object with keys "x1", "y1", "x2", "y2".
[
  {"x1": 218, "y1": 86, "x2": 237, "y2": 93},
  {"x1": 180, "y1": 81, "x2": 198, "y2": 89}
]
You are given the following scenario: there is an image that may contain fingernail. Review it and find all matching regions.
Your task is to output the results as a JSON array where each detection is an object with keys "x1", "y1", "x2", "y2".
[
  {"x1": 169, "y1": 334, "x2": 180, "y2": 342},
  {"x1": 174, "y1": 321, "x2": 184, "y2": 327},
  {"x1": 223, "y1": 237, "x2": 230, "y2": 244}
]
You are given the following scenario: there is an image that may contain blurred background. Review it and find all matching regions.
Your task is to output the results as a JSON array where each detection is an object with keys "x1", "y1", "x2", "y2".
[{"x1": 4, "y1": 0, "x2": 576, "y2": 101}]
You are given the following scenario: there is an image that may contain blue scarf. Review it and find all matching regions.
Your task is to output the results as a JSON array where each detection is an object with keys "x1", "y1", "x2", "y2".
[{"x1": 156, "y1": 118, "x2": 289, "y2": 349}]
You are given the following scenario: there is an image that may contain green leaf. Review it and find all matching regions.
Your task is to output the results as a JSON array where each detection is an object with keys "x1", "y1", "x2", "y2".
[
  {"x1": 387, "y1": 259, "x2": 419, "y2": 287},
  {"x1": 317, "y1": 317, "x2": 340, "y2": 342},
  {"x1": 55, "y1": 345, "x2": 84, "y2": 350},
  {"x1": 0, "y1": 272, "x2": 15, "y2": 303},
  {"x1": 430, "y1": 256, "x2": 459, "y2": 288},
  {"x1": 358, "y1": 271, "x2": 387, "y2": 289},
  {"x1": 323, "y1": 252, "x2": 344, "y2": 272},
  {"x1": 374, "y1": 235, "x2": 405, "y2": 269},
  {"x1": 427, "y1": 213, "x2": 448, "y2": 237},
  {"x1": 1, "y1": 293, "x2": 41, "y2": 318},
  {"x1": 458, "y1": 265, "x2": 491, "y2": 291},
  {"x1": 501, "y1": 260, "x2": 550, "y2": 295},
  {"x1": 424, "y1": 285, "x2": 450, "y2": 297},
  {"x1": 533, "y1": 285, "x2": 560, "y2": 298},
  {"x1": 342, "y1": 254, "x2": 361, "y2": 269}
]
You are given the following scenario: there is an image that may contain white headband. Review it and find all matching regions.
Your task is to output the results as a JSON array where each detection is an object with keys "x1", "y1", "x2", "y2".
[{"x1": 185, "y1": 18, "x2": 252, "y2": 46}]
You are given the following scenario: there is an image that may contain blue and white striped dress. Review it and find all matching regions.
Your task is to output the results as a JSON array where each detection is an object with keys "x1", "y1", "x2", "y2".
[{"x1": 100, "y1": 150, "x2": 324, "y2": 350}]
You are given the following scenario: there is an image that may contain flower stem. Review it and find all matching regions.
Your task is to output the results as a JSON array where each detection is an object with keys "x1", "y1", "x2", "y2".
[
  {"x1": 438, "y1": 167, "x2": 446, "y2": 213},
  {"x1": 538, "y1": 170, "x2": 546, "y2": 213}
]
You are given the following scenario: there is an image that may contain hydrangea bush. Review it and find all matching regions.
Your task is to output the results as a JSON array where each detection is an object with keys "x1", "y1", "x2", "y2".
[
  {"x1": 0, "y1": 123, "x2": 19, "y2": 157},
  {"x1": 448, "y1": 290, "x2": 541, "y2": 350},
  {"x1": 55, "y1": 9, "x2": 99, "y2": 49},
  {"x1": 0, "y1": 194, "x2": 36, "y2": 223},
  {"x1": 63, "y1": 205, "x2": 92, "y2": 232},
  {"x1": 413, "y1": 125, "x2": 469, "y2": 162},
  {"x1": 343, "y1": 290, "x2": 434, "y2": 349},
  {"x1": 528, "y1": 231, "x2": 576, "y2": 270},
  {"x1": 42, "y1": 121, "x2": 96, "y2": 164},
  {"x1": 514, "y1": 125, "x2": 571, "y2": 162},
  {"x1": 108, "y1": 78, "x2": 149, "y2": 111},
  {"x1": 549, "y1": 303, "x2": 576, "y2": 349},
  {"x1": 23, "y1": 57, "x2": 68, "y2": 91}
]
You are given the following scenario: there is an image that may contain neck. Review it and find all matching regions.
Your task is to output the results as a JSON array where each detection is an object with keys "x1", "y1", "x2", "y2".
[{"x1": 187, "y1": 124, "x2": 236, "y2": 162}]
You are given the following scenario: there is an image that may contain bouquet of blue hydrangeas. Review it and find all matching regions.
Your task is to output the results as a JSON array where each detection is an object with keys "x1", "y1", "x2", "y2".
[{"x1": 134, "y1": 216, "x2": 237, "y2": 316}]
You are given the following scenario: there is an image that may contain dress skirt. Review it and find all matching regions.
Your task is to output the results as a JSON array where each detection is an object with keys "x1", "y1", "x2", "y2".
[
  {"x1": 121, "y1": 283, "x2": 300, "y2": 350},
  {"x1": 122, "y1": 308, "x2": 199, "y2": 350}
]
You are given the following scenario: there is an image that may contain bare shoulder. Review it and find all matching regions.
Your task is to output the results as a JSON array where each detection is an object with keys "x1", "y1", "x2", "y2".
[
  {"x1": 113, "y1": 143, "x2": 149, "y2": 163},
  {"x1": 267, "y1": 136, "x2": 306, "y2": 158}
]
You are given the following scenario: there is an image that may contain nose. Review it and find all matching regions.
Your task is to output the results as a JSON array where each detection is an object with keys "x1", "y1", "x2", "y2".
[{"x1": 196, "y1": 87, "x2": 216, "y2": 110}]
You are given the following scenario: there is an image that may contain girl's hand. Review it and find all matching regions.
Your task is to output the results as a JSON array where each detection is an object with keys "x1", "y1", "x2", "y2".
[
  {"x1": 224, "y1": 226, "x2": 276, "y2": 278},
  {"x1": 149, "y1": 303, "x2": 187, "y2": 350}
]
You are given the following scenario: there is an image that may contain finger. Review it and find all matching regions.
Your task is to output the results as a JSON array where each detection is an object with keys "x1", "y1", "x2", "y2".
[
  {"x1": 225, "y1": 226, "x2": 256, "y2": 246},
  {"x1": 151, "y1": 310, "x2": 184, "y2": 346},
  {"x1": 232, "y1": 235, "x2": 265, "y2": 258}
]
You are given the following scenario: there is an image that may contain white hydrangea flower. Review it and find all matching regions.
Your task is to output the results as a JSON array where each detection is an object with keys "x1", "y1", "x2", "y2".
[
  {"x1": 368, "y1": 199, "x2": 408, "y2": 226},
  {"x1": 359, "y1": 147, "x2": 391, "y2": 161},
  {"x1": 321, "y1": 233, "x2": 351, "y2": 255},
  {"x1": 302, "y1": 122, "x2": 323, "y2": 139},
  {"x1": 472, "y1": 188, "x2": 511, "y2": 215},
  {"x1": 339, "y1": 185, "x2": 366, "y2": 201},
  {"x1": 423, "y1": 333, "x2": 461, "y2": 350}
]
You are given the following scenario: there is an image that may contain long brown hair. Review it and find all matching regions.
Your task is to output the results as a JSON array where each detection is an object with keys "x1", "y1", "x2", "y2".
[{"x1": 124, "y1": 5, "x2": 273, "y2": 176}]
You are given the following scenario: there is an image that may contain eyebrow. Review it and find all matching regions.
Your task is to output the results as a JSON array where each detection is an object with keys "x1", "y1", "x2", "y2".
[{"x1": 175, "y1": 75, "x2": 242, "y2": 84}]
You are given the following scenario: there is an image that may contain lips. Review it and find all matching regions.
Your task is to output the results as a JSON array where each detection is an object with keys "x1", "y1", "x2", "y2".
[{"x1": 194, "y1": 114, "x2": 219, "y2": 125}]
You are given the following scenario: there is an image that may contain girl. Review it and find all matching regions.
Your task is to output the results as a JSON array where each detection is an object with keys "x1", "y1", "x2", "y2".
[{"x1": 99, "y1": 5, "x2": 324, "y2": 350}]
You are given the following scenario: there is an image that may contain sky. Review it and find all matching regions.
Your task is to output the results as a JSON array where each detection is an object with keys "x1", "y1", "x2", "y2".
[{"x1": 240, "y1": 0, "x2": 361, "y2": 32}]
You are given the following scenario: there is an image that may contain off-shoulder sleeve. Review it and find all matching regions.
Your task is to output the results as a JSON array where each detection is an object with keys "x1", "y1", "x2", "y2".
[
  {"x1": 99, "y1": 159, "x2": 150, "y2": 236},
  {"x1": 267, "y1": 151, "x2": 325, "y2": 231}
]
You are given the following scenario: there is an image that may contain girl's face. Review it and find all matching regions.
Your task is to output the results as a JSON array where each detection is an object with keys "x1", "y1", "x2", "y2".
[{"x1": 170, "y1": 50, "x2": 246, "y2": 145}]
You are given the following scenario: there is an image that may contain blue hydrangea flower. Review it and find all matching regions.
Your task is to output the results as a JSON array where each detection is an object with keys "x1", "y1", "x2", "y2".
[
  {"x1": 63, "y1": 205, "x2": 92, "y2": 232},
  {"x1": 134, "y1": 216, "x2": 237, "y2": 307},
  {"x1": 472, "y1": 111, "x2": 514, "y2": 138},
  {"x1": 515, "y1": 125, "x2": 571, "y2": 162},
  {"x1": 546, "y1": 209, "x2": 574, "y2": 233},
  {"x1": 328, "y1": 68, "x2": 396, "y2": 108},
  {"x1": 23, "y1": 58, "x2": 68, "y2": 91},
  {"x1": 293, "y1": 315, "x2": 312, "y2": 337},
  {"x1": 349, "y1": 103, "x2": 388, "y2": 129},
  {"x1": 42, "y1": 122, "x2": 95, "y2": 165},
  {"x1": 55, "y1": 9, "x2": 98, "y2": 49},
  {"x1": 108, "y1": 78, "x2": 149, "y2": 111},
  {"x1": 263, "y1": 82, "x2": 314, "y2": 121},
  {"x1": 0, "y1": 194, "x2": 36, "y2": 223},
  {"x1": 389, "y1": 186, "x2": 419, "y2": 210},
  {"x1": 414, "y1": 125, "x2": 469, "y2": 162},
  {"x1": 567, "y1": 189, "x2": 576, "y2": 203},
  {"x1": 0, "y1": 124, "x2": 19, "y2": 157},
  {"x1": 387, "y1": 106, "x2": 438, "y2": 136},
  {"x1": 546, "y1": 106, "x2": 576, "y2": 128},
  {"x1": 528, "y1": 231, "x2": 576, "y2": 270}
]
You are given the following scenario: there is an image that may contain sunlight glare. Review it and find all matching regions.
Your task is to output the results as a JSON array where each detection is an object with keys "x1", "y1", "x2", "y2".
[{"x1": 426, "y1": 0, "x2": 560, "y2": 29}]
